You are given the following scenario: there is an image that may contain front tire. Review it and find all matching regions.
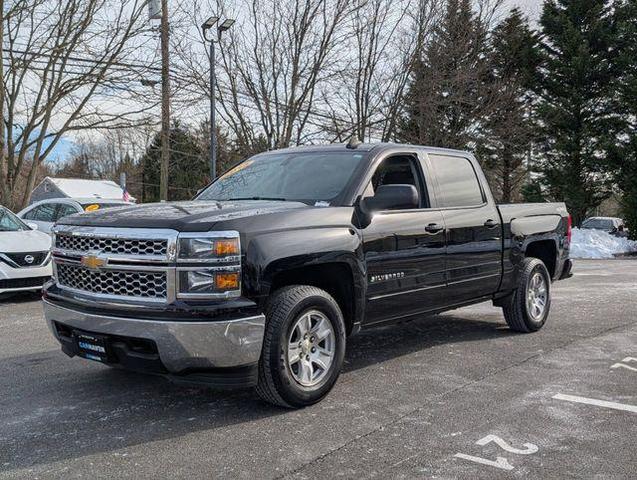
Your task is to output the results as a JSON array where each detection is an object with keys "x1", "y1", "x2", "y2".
[
  {"x1": 256, "y1": 285, "x2": 346, "y2": 408},
  {"x1": 502, "y1": 258, "x2": 551, "y2": 333}
]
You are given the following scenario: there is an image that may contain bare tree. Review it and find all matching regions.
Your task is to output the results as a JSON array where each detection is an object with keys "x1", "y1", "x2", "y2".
[
  {"x1": 59, "y1": 125, "x2": 155, "y2": 180},
  {"x1": 1, "y1": 0, "x2": 157, "y2": 210},
  {"x1": 174, "y1": 0, "x2": 363, "y2": 151},
  {"x1": 322, "y1": 0, "x2": 441, "y2": 142},
  {"x1": 174, "y1": 0, "x2": 442, "y2": 148}
]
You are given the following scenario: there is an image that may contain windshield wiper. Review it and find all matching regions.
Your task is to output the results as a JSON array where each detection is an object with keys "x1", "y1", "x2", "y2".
[{"x1": 225, "y1": 196, "x2": 287, "y2": 201}]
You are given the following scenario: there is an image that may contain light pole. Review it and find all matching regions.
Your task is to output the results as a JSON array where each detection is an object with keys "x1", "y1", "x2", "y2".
[
  {"x1": 202, "y1": 16, "x2": 235, "y2": 181},
  {"x1": 159, "y1": 0, "x2": 170, "y2": 201}
]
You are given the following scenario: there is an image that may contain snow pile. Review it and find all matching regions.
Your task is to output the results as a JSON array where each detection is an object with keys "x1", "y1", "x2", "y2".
[{"x1": 570, "y1": 227, "x2": 637, "y2": 259}]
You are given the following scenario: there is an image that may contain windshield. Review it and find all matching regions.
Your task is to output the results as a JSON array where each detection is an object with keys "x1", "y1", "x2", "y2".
[
  {"x1": 197, "y1": 151, "x2": 366, "y2": 205},
  {"x1": 0, "y1": 207, "x2": 29, "y2": 232},
  {"x1": 582, "y1": 219, "x2": 613, "y2": 230}
]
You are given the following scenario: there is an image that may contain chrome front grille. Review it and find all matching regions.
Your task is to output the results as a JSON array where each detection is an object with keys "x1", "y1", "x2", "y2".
[
  {"x1": 52, "y1": 226, "x2": 178, "y2": 304},
  {"x1": 50, "y1": 226, "x2": 240, "y2": 306},
  {"x1": 57, "y1": 264, "x2": 168, "y2": 299},
  {"x1": 56, "y1": 234, "x2": 167, "y2": 256}
]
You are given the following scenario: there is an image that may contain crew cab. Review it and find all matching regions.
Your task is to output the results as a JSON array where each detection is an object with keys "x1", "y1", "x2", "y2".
[{"x1": 42, "y1": 143, "x2": 572, "y2": 408}]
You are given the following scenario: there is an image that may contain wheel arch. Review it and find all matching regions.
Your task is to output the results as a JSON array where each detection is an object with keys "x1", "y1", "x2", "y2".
[
  {"x1": 266, "y1": 260, "x2": 363, "y2": 336},
  {"x1": 524, "y1": 238, "x2": 558, "y2": 279},
  {"x1": 242, "y1": 227, "x2": 365, "y2": 335}
]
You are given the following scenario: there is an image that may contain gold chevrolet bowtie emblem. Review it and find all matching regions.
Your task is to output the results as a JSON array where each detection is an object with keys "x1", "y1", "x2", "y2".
[{"x1": 81, "y1": 254, "x2": 106, "y2": 270}]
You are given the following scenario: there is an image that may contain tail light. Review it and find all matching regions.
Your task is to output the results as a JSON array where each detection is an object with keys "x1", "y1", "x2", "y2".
[{"x1": 566, "y1": 215, "x2": 572, "y2": 244}]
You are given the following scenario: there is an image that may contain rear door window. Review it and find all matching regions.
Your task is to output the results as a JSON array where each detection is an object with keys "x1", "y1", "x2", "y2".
[
  {"x1": 428, "y1": 154, "x2": 484, "y2": 208},
  {"x1": 25, "y1": 203, "x2": 57, "y2": 222}
]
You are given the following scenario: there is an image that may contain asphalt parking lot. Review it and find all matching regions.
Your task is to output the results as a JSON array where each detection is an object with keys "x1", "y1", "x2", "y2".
[{"x1": 1, "y1": 259, "x2": 636, "y2": 479}]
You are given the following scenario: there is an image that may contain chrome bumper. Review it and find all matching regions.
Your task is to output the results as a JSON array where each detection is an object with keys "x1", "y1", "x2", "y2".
[{"x1": 43, "y1": 300, "x2": 265, "y2": 372}]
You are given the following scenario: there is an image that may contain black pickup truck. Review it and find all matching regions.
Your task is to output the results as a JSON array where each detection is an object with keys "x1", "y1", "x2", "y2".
[{"x1": 43, "y1": 143, "x2": 572, "y2": 408}]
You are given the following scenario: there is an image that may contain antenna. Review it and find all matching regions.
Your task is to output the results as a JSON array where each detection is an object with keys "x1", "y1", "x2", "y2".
[{"x1": 346, "y1": 134, "x2": 362, "y2": 149}]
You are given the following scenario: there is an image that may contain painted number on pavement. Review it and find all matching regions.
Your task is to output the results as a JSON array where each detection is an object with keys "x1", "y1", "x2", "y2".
[
  {"x1": 454, "y1": 434, "x2": 539, "y2": 471},
  {"x1": 611, "y1": 357, "x2": 637, "y2": 372}
]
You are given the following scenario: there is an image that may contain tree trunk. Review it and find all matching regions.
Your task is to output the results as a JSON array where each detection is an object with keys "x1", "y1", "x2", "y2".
[{"x1": 0, "y1": 0, "x2": 7, "y2": 207}]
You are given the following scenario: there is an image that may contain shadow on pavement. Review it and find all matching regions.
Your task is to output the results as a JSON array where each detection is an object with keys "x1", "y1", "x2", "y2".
[
  {"x1": 344, "y1": 313, "x2": 514, "y2": 373},
  {"x1": 0, "y1": 311, "x2": 513, "y2": 472}
]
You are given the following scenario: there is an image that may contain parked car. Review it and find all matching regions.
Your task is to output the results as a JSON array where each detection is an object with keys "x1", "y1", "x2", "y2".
[
  {"x1": 43, "y1": 143, "x2": 572, "y2": 408},
  {"x1": 581, "y1": 216, "x2": 628, "y2": 237},
  {"x1": 17, "y1": 198, "x2": 130, "y2": 234},
  {"x1": 0, "y1": 205, "x2": 52, "y2": 296}
]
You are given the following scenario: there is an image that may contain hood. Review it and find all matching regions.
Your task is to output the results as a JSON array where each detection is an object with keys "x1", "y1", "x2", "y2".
[
  {"x1": 0, "y1": 229, "x2": 52, "y2": 253},
  {"x1": 56, "y1": 200, "x2": 310, "y2": 232}
]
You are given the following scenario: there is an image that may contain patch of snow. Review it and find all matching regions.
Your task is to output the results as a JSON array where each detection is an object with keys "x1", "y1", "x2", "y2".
[{"x1": 570, "y1": 227, "x2": 637, "y2": 259}]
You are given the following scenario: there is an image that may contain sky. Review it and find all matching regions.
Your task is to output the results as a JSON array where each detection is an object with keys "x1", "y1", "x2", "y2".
[
  {"x1": 46, "y1": 138, "x2": 76, "y2": 164},
  {"x1": 504, "y1": 0, "x2": 543, "y2": 23},
  {"x1": 16, "y1": 130, "x2": 76, "y2": 167}
]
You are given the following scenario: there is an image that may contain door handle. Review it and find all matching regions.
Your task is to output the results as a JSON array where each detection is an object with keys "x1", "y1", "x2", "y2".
[
  {"x1": 425, "y1": 223, "x2": 443, "y2": 233},
  {"x1": 484, "y1": 219, "x2": 498, "y2": 229}
]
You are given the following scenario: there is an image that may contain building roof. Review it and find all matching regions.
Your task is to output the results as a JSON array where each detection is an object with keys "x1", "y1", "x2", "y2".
[{"x1": 41, "y1": 177, "x2": 134, "y2": 201}]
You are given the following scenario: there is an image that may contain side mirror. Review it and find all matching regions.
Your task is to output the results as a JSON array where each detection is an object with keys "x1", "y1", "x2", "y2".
[
  {"x1": 27, "y1": 222, "x2": 38, "y2": 230},
  {"x1": 361, "y1": 184, "x2": 419, "y2": 212}
]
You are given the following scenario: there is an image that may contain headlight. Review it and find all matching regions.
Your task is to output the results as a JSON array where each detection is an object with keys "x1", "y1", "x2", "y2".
[
  {"x1": 178, "y1": 235, "x2": 240, "y2": 261},
  {"x1": 176, "y1": 232, "x2": 241, "y2": 299},
  {"x1": 178, "y1": 269, "x2": 240, "y2": 296}
]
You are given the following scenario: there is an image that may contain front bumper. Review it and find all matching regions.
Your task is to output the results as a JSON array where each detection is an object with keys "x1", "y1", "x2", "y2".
[
  {"x1": 43, "y1": 300, "x2": 265, "y2": 375},
  {"x1": 0, "y1": 261, "x2": 52, "y2": 293}
]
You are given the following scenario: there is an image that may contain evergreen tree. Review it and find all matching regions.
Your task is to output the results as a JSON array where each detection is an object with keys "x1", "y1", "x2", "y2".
[
  {"x1": 521, "y1": 180, "x2": 546, "y2": 203},
  {"x1": 140, "y1": 124, "x2": 208, "y2": 202},
  {"x1": 481, "y1": 8, "x2": 541, "y2": 202},
  {"x1": 534, "y1": 0, "x2": 620, "y2": 225},
  {"x1": 399, "y1": 0, "x2": 492, "y2": 150}
]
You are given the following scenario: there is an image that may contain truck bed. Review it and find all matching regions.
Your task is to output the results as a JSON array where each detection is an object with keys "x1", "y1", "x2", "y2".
[{"x1": 497, "y1": 202, "x2": 569, "y2": 223}]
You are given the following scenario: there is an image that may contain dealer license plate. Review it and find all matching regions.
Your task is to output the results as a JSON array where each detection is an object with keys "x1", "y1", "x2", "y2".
[{"x1": 73, "y1": 330, "x2": 111, "y2": 363}]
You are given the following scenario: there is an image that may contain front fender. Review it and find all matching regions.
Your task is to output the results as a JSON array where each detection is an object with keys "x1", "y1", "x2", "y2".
[{"x1": 242, "y1": 226, "x2": 365, "y2": 300}]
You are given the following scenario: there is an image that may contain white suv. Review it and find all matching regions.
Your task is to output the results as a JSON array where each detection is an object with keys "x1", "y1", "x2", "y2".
[{"x1": 0, "y1": 206, "x2": 52, "y2": 295}]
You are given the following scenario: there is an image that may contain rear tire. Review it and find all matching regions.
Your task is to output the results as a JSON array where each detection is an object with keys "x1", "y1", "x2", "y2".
[
  {"x1": 256, "y1": 285, "x2": 346, "y2": 408},
  {"x1": 502, "y1": 258, "x2": 551, "y2": 333}
]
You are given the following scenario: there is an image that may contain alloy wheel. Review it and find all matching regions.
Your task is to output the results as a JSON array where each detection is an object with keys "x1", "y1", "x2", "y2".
[
  {"x1": 526, "y1": 271, "x2": 548, "y2": 321},
  {"x1": 286, "y1": 309, "x2": 336, "y2": 387}
]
